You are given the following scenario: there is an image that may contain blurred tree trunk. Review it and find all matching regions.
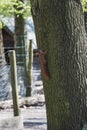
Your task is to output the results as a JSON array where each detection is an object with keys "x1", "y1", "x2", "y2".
[
  {"x1": 84, "y1": 12, "x2": 87, "y2": 76},
  {"x1": 14, "y1": 0, "x2": 26, "y2": 64},
  {"x1": 26, "y1": 40, "x2": 33, "y2": 97},
  {"x1": 14, "y1": 0, "x2": 29, "y2": 95},
  {"x1": 30, "y1": 0, "x2": 87, "y2": 130},
  {"x1": 84, "y1": 12, "x2": 87, "y2": 33},
  {"x1": 0, "y1": 30, "x2": 6, "y2": 66}
]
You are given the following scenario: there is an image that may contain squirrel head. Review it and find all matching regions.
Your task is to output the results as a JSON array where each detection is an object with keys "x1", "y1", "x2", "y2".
[{"x1": 37, "y1": 50, "x2": 47, "y2": 65}]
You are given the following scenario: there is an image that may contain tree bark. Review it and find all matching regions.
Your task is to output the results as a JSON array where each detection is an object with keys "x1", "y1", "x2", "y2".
[
  {"x1": 26, "y1": 40, "x2": 33, "y2": 97},
  {"x1": 14, "y1": 0, "x2": 26, "y2": 64},
  {"x1": 30, "y1": 0, "x2": 87, "y2": 130},
  {"x1": 14, "y1": 0, "x2": 29, "y2": 93},
  {"x1": 0, "y1": 30, "x2": 6, "y2": 66}
]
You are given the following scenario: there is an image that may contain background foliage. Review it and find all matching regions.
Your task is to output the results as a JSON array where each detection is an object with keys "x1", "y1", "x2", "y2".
[
  {"x1": 0, "y1": 0, "x2": 31, "y2": 17},
  {"x1": 82, "y1": 0, "x2": 87, "y2": 12}
]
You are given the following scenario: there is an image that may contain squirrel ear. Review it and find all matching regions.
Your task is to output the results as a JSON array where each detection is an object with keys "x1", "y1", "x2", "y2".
[
  {"x1": 44, "y1": 50, "x2": 47, "y2": 55},
  {"x1": 37, "y1": 50, "x2": 47, "y2": 55},
  {"x1": 37, "y1": 50, "x2": 41, "y2": 54}
]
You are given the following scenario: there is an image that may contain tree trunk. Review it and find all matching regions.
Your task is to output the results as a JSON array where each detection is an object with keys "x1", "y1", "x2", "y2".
[
  {"x1": 14, "y1": 0, "x2": 29, "y2": 93},
  {"x1": 30, "y1": 0, "x2": 87, "y2": 130},
  {"x1": 14, "y1": 0, "x2": 26, "y2": 64},
  {"x1": 26, "y1": 40, "x2": 33, "y2": 97},
  {"x1": 0, "y1": 30, "x2": 6, "y2": 66},
  {"x1": 84, "y1": 12, "x2": 87, "y2": 33},
  {"x1": 84, "y1": 12, "x2": 87, "y2": 77}
]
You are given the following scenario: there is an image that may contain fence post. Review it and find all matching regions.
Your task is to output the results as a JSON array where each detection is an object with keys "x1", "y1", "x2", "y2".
[
  {"x1": 9, "y1": 50, "x2": 20, "y2": 116},
  {"x1": 26, "y1": 40, "x2": 33, "y2": 97}
]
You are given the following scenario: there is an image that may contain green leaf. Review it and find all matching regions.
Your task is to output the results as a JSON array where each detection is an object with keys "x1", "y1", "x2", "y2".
[
  {"x1": 0, "y1": 22, "x2": 3, "y2": 29},
  {"x1": 82, "y1": 0, "x2": 87, "y2": 12},
  {"x1": 0, "y1": 0, "x2": 31, "y2": 17}
]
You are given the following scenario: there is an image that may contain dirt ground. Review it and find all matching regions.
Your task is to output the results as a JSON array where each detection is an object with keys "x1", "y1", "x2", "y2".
[
  {"x1": 23, "y1": 105, "x2": 47, "y2": 130},
  {"x1": 0, "y1": 105, "x2": 47, "y2": 130}
]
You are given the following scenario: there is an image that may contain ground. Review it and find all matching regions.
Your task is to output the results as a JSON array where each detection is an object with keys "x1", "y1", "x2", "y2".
[{"x1": 0, "y1": 105, "x2": 47, "y2": 130}]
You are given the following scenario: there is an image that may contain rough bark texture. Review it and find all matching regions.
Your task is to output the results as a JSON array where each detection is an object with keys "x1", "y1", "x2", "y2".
[
  {"x1": 30, "y1": 0, "x2": 87, "y2": 130},
  {"x1": 0, "y1": 30, "x2": 6, "y2": 66}
]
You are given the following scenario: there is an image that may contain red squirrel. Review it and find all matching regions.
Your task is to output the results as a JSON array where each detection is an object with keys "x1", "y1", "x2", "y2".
[{"x1": 37, "y1": 50, "x2": 50, "y2": 81}]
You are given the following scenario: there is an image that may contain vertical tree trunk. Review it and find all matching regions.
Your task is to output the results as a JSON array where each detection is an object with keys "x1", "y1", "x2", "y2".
[
  {"x1": 0, "y1": 30, "x2": 6, "y2": 66},
  {"x1": 10, "y1": 50, "x2": 20, "y2": 116},
  {"x1": 14, "y1": 0, "x2": 26, "y2": 64},
  {"x1": 26, "y1": 40, "x2": 33, "y2": 97},
  {"x1": 84, "y1": 12, "x2": 87, "y2": 33},
  {"x1": 30, "y1": 0, "x2": 87, "y2": 130},
  {"x1": 14, "y1": 0, "x2": 29, "y2": 93}
]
